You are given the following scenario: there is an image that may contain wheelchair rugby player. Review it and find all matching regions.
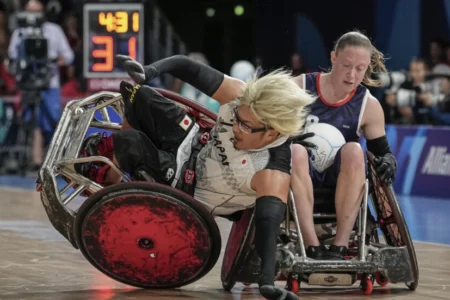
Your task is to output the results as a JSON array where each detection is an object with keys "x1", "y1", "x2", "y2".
[{"x1": 71, "y1": 54, "x2": 315, "y2": 300}]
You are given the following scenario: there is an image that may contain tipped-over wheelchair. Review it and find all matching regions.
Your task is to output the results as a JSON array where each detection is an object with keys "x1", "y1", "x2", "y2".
[{"x1": 37, "y1": 88, "x2": 418, "y2": 295}]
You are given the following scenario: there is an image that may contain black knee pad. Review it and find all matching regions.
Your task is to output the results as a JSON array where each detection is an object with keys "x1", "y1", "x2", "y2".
[{"x1": 254, "y1": 196, "x2": 287, "y2": 224}]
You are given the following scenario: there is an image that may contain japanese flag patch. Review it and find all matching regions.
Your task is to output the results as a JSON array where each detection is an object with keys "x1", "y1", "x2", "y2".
[{"x1": 179, "y1": 115, "x2": 193, "y2": 131}]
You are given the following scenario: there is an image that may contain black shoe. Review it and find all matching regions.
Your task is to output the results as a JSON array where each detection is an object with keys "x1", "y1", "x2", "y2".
[
  {"x1": 325, "y1": 244, "x2": 348, "y2": 260},
  {"x1": 306, "y1": 244, "x2": 328, "y2": 259},
  {"x1": 259, "y1": 285, "x2": 299, "y2": 300}
]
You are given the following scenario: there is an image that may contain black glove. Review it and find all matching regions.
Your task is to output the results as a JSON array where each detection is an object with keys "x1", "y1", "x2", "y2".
[
  {"x1": 373, "y1": 153, "x2": 397, "y2": 184},
  {"x1": 292, "y1": 132, "x2": 316, "y2": 153},
  {"x1": 116, "y1": 55, "x2": 157, "y2": 84}
]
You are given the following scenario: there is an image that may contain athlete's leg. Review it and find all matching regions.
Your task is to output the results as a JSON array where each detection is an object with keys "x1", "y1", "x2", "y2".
[
  {"x1": 333, "y1": 142, "x2": 366, "y2": 248},
  {"x1": 121, "y1": 81, "x2": 193, "y2": 153},
  {"x1": 77, "y1": 82, "x2": 191, "y2": 184},
  {"x1": 78, "y1": 129, "x2": 178, "y2": 185},
  {"x1": 291, "y1": 144, "x2": 318, "y2": 247}
]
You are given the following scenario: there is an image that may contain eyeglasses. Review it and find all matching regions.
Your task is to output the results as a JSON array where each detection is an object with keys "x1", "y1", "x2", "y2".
[{"x1": 231, "y1": 105, "x2": 267, "y2": 134}]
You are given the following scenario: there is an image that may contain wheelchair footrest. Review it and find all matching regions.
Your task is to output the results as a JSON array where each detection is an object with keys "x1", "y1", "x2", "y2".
[
  {"x1": 308, "y1": 273, "x2": 353, "y2": 286},
  {"x1": 292, "y1": 259, "x2": 376, "y2": 274},
  {"x1": 292, "y1": 246, "x2": 413, "y2": 284}
]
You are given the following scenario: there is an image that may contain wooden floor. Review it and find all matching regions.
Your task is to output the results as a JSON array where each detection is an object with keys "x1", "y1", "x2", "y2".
[{"x1": 0, "y1": 187, "x2": 449, "y2": 300}]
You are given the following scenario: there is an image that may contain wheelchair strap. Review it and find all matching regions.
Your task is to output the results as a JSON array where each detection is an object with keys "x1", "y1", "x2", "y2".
[{"x1": 175, "y1": 127, "x2": 210, "y2": 196}]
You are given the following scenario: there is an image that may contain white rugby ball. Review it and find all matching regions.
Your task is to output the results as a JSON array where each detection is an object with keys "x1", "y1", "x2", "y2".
[{"x1": 303, "y1": 123, "x2": 346, "y2": 173}]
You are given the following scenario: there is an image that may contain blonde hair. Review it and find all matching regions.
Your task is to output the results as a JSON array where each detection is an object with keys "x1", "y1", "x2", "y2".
[
  {"x1": 239, "y1": 69, "x2": 316, "y2": 136},
  {"x1": 334, "y1": 30, "x2": 387, "y2": 87}
]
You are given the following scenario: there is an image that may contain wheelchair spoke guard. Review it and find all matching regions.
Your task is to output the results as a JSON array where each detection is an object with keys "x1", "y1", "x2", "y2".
[
  {"x1": 367, "y1": 152, "x2": 419, "y2": 291},
  {"x1": 221, "y1": 208, "x2": 255, "y2": 291},
  {"x1": 74, "y1": 182, "x2": 221, "y2": 289}
]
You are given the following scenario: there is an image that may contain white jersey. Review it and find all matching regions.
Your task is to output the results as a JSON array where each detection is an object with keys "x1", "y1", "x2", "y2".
[{"x1": 194, "y1": 102, "x2": 289, "y2": 215}]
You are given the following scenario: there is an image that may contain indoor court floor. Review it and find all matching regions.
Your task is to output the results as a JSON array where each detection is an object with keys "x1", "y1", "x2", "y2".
[{"x1": 0, "y1": 176, "x2": 449, "y2": 300}]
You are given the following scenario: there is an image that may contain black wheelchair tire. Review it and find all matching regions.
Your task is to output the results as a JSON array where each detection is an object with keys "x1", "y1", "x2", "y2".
[{"x1": 367, "y1": 152, "x2": 419, "y2": 291}]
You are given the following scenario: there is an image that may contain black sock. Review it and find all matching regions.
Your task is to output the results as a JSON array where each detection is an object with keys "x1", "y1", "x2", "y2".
[{"x1": 254, "y1": 196, "x2": 286, "y2": 287}]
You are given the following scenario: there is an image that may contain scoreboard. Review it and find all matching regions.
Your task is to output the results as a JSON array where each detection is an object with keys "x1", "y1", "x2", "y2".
[{"x1": 83, "y1": 2, "x2": 145, "y2": 90}]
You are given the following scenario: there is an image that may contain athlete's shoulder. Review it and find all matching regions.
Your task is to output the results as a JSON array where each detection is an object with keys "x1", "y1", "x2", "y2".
[
  {"x1": 365, "y1": 91, "x2": 382, "y2": 108},
  {"x1": 304, "y1": 72, "x2": 319, "y2": 80},
  {"x1": 361, "y1": 91, "x2": 383, "y2": 124},
  {"x1": 301, "y1": 72, "x2": 320, "y2": 92},
  {"x1": 293, "y1": 72, "x2": 319, "y2": 88}
]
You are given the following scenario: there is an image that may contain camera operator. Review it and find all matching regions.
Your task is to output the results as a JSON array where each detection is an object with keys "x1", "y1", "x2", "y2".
[
  {"x1": 422, "y1": 64, "x2": 450, "y2": 125},
  {"x1": 8, "y1": 0, "x2": 73, "y2": 169},
  {"x1": 394, "y1": 58, "x2": 439, "y2": 125}
]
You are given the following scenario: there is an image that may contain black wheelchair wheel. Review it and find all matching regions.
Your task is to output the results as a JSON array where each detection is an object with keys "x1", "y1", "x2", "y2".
[
  {"x1": 367, "y1": 152, "x2": 419, "y2": 291},
  {"x1": 73, "y1": 182, "x2": 221, "y2": 289}
]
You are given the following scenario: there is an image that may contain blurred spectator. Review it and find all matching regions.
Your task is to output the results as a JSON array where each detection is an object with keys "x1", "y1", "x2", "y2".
[
  {"x1": 61, "y1": 11, "x2": 82, "y2": 92},
  {"x1": 428, "y1": 39, "x2": 446, "y2": 69},
  {"x1": 424, "y1": 64, "x2": 450, "y2": 125},
  {"x1": 62, "y1": 12, "x2": 81, "y2": 66},
  {"x1": 290, "y1": 52, "x2": 309, "y2": 76},
  {"x1": 445, "y1": 44, "x2": 450, "y2": 67},
  {"x1": 0, "y1": 29, "x2": 16, "y2": 95},
  {"x1": 389, "y1": 58, "x2": 439, "y2": 124},
  {"x1": 0, "y1": 7, "x2": 15, "y2": 94},
  {"x1": 60, "y1": 65, "x2": 82, "y2": 99},
  {"x1": 8, "y1": 0, "x2": 74, "y2": 168}
]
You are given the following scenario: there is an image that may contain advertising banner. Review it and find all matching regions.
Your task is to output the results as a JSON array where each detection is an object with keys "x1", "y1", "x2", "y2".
[{"x1": 366, "y1": 125, "x2": 450, "y2": 198}]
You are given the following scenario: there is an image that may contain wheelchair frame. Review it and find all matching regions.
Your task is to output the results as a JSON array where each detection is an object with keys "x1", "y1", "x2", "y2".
[
  {"x1": 221, "y1": 153, "x2": 419, "y2": 295},
  {"x1": 37, "y1": 89, "x2": 418, "y2": 295}
]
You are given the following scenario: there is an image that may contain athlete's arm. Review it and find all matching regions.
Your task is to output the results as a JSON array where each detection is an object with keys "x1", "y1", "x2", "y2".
[
  {"x1": 361, "y1": 96, "x2": 397, "y2": 184},
  {"x1": 212, "y1": 75, "x2": 245, "y2": 105},
  {"x1": 117, "y1": 54, "x2": 245, "y2": 105},
  {"x1": 250, "y1": 140, "x2": 292, "y2": 200},
  {"x1": 361, "y1": 96, "x2": 386, "y2": 140}
]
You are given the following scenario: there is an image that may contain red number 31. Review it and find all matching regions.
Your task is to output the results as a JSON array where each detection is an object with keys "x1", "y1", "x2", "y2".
[{"x1": 92, "y1": 36, "x2": 137, "y2": 72}]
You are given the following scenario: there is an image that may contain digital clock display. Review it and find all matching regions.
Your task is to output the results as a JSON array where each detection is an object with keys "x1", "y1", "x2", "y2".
[{"x1": 83, "y1": 3, "x2": 144, "y2": 78}]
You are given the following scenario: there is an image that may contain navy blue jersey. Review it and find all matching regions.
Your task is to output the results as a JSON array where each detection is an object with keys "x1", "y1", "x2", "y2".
[{"x1": 303, "y1": 72, "x2": 369, "y2": 142}]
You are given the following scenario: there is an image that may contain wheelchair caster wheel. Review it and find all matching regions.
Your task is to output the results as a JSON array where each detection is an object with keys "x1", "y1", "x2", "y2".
[
  {"x1": 286, "y1": 278, "x2": 299, "y2": 294},
  {"x1": 361, "y1": 278, "x2": 374, "y2": 295},
  {"x1": 375, "y1": 273, "x2": 389, "y2": 287}
]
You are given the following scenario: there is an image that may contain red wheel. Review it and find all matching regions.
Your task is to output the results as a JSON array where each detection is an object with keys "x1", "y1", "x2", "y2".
[
  {"x1": 221, "y1": 208, "x2": 255, "y2": 291},
  {"x1": 375, "y1": 273, "x2": 389, "y2": 287},
  {"x1": 287, "y1": 278, "x2": 300, "y2": 294},
  {"x1": 362, "y1": 278, "x2": 374, "y2": 295},
  {"x1": 242, "y1": 282, "x2": 252, "y2": 286},
  {"x1": 74, "y1": 182, "x2": 221, "y2": 289}
]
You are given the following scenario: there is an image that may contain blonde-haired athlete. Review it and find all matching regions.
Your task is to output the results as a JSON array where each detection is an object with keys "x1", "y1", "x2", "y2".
[{"x1": 76, "y1": 55, "x2": 315, "y2": 300}]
